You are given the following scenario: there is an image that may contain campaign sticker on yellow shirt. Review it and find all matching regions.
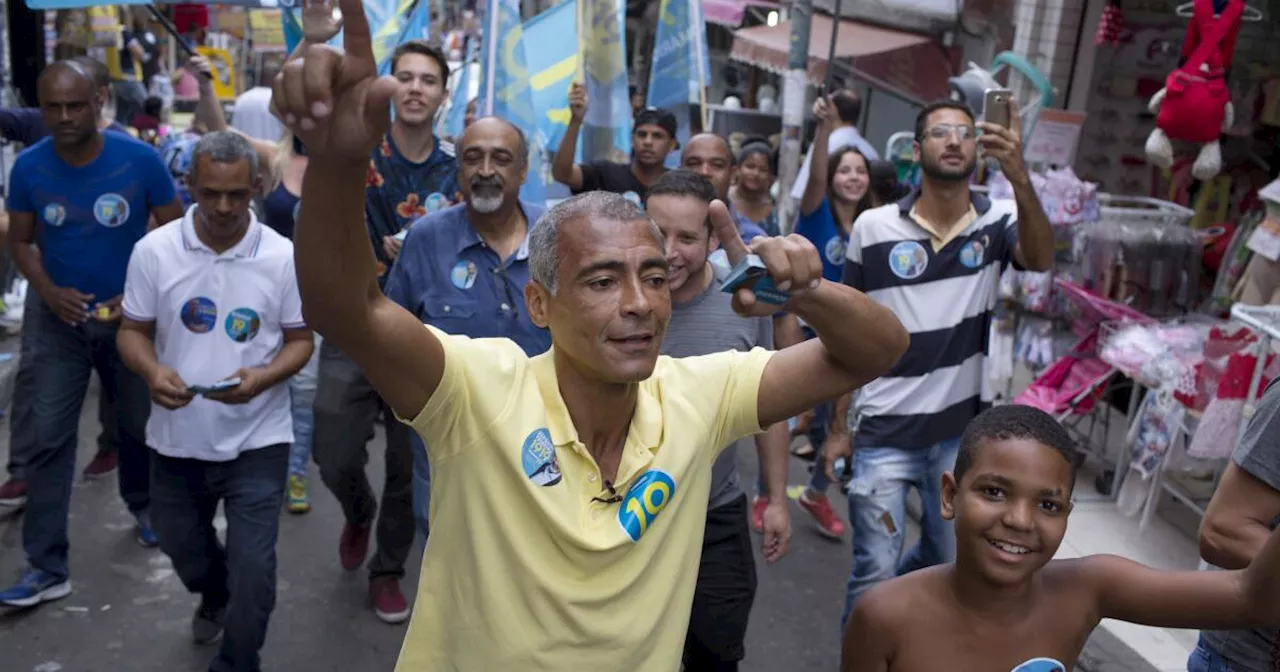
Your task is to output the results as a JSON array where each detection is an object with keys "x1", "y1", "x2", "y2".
[
  {"x1": 521, "y1": 428, "x2": 562, "y2": 487},
  {"x1": 618, "y1": 470, "x2": 676, "y2": 542}
]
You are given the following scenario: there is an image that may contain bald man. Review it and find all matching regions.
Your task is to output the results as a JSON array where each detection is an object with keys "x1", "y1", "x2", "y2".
[
  {"x1": 681, "y1": 133, "x2": 768, "y2": 243},
  {"x1": 0, "y1": 61, "x2": 182, "y2": 608}
]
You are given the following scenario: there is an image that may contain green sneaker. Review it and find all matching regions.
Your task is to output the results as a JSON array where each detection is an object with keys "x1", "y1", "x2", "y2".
[{"x1": 287, "y1": 474, "x2": 311, "y2": 515}]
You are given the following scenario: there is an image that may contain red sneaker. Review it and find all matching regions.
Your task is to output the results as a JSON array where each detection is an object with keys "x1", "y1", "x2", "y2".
[
  {"x1": 339, "y1": 523, "x2": 372, "y2": 571},
  {"x1": 798, "y1": 490, "x2": 846, "y2": 539},
  {"x1": 0, "y1": 478, "x2": 27, "y2": 507},
  {"x1": 750, "y1": 495, "x2": 768, "y2": 533},
  {"x1": 82, "y1": 450, "x2": 118, "y2": 479},
  {"x1": 369, "y1": 576, "x2": 411, "y2": 624}
]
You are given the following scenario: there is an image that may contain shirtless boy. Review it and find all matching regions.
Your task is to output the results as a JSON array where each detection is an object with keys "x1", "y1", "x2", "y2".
[{"x1": 841, "y1": 404, "x2": 1280, "y2": 672}]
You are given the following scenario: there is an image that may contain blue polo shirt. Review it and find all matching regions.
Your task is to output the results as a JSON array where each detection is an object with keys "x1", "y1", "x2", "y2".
[
  {"x1": 383, "y1": 201, "x2": 551, "y2": 357},
  {"x1": 7, "y1": 134, "x2": 177, "y2": 303}
]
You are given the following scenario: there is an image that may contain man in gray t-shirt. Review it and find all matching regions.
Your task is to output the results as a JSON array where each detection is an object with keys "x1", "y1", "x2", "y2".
[
  {"x1": 647, "y1": 170, "x2": 792, "y2": 670},
  {"x1": 1193, "y1": 378, "x2": 1280, "y2": 672}
]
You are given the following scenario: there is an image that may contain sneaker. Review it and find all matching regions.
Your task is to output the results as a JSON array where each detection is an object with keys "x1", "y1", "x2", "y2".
[
  {"x1": 798, "y1": 490, "x2": 846, "y2": 539},
  {"x1": 339, "y1": 522, "x2": 372, "y2": 571},
  {"x1": 135, "y1": 511, "x2": 159, "y2": 547},
  {"x1": 287, "y1": 475, "x2": 311, "y2": 515},
  {"x1": 82, "y1": 450, "x2": 118, "y2": 479},
  {"x1": 369, "y1": 576, "x2": 410, "y2": 624},
  {"x1": 0, "y1": 478, "x2": 27, "y2": 507},
  {"x1": 750, "y1": 495, "x2": 768, "y2": 534},
  {"x1": 0, "y1": 568, "x2": 72, "y2": 608},
  {"x1": 191, "y1": 600, "x2": 227, "y2": 644}
]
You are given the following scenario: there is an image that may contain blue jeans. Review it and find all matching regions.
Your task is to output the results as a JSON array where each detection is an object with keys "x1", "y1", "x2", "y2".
[
  {"x1": 150, "y1": 444, "x2": 288, "y2": 672},
  {"x1": 6, "y1": 289, "x2": 121, "y2": 480},
  {"x1": 23, "y1": 297, "x2": 151, "y2": 580},
  {"x1": 842, "y1": 438, "x2": 960, "y2": 623},
  {"x1": 1186, "y1": 637, "x2": 1236, "y2": 672},
  {"x1": 286, "y1": 335, "x2": 321, "y2": 478},
  {"x1": 412, "y1": 434, "x2": 430, "y2": 541}
]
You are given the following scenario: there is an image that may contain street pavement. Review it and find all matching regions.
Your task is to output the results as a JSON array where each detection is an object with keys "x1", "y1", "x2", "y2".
[{"x1": 0, "y1": 377, "x2": 881, "y2": 671}]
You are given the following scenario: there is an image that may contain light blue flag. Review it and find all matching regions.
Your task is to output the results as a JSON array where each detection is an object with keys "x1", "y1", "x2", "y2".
[
  {"x1": 283, "y1": 0, "x2": 420, "y2": 75},
  {"x1": 647, "y1": 0, "x2": 711, "y2": 168},
  {"x1": 578, "y1": 0, "x2": 631, "y2": 163},
  {"x1": 478, "y1": 0, "x2": 547, "y2": 205},
  {"x1": 523, "y1": 0, "x2": 577, "y2": 201},
  {"x1": 446, "y1": 41, "x2": 476, "y2": 139}
]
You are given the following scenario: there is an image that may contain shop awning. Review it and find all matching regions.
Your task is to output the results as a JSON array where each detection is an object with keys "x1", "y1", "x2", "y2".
[
  {"x1": 730, "y1": 13, "x2": 954, "y2": 102},
  {"x1": 703, "y1": 0, "x2": 782, "y2": 27}
]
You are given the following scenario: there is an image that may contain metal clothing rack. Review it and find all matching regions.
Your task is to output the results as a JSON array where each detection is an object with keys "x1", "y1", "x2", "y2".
[{"x1": 1138, "y1": 303, "x2": 1280, "y2": 532}]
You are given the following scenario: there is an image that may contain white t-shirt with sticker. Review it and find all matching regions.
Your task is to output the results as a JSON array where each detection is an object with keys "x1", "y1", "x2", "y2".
[{"x1": 122, "y1": 207, "x2": 305, "y2": 462}]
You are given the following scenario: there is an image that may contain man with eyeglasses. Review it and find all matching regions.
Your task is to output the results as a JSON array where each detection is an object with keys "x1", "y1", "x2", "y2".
[
  {"x1": 822, "y1": 99, "x2": 1055, "y2": 624},
  {"x1": 382, "y1": 116, "x2": 550, "y2": 553}
]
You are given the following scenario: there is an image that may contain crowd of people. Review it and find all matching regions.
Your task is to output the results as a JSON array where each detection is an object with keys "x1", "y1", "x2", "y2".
[{"x1": 3, "y1": 1, "x2": 1280, "y2": 671}]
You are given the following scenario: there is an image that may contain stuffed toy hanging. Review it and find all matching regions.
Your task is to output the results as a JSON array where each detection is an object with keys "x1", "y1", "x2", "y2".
[
  {"x1": 1144, "y1": 0, "x2": 1245, "y2": 181},
  {"x1": 1095, "y1": 0, "x2": 1125, "y2": 46}
]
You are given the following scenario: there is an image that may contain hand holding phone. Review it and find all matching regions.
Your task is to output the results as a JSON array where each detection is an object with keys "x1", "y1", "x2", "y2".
[{"x1": 187, "y1": 378, "x2": 241, "y2": 396}]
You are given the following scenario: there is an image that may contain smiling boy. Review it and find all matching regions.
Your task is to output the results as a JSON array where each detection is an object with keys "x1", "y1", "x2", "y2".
[{"x1": 841, "y1": 404, "x2": 1280, "y2": 672}]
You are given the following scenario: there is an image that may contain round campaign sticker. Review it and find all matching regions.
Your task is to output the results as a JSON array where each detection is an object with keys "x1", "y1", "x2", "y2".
[
  {"x1": 888, "y1": 241, "x2": 929, "y2": 280},
  {"x1": 43, "y1": 203, "x2": 65, "y2": 227},
  {"x1": 617, "y1": 469, "x2": 677, "y2": 543},
  {"x1": 1011, "y1": 658, "x2": 1066, "y2": 672},
  {"x1": 180, "y1": 297, "x2": 218, "y2": 334},
  {"x1": 450, "y1": 260, "x2": 478, "y2": 290},
  {"x1": 824, "y1": 235, "x2": 847, "y2": 267},
  {"x1": 959, "y1": 239, "x2": 986, "y2": 269},
  {"x1": 425, "y1": 192, "x2": 446, "y2": 213},
  {"x1": 93, "y1": 193, "x2": 130, "y2": 228},
  {"x1": 224, "y1": 307, "x2": 262, "y2": 343},
  {"x1": 520, "y1": 428, "x2": 562, "y2": 487}
]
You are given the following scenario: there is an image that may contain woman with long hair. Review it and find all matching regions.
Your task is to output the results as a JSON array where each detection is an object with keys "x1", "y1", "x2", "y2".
[{"x1": 728, "y1": 138, "x2": 780, "y2": 237}]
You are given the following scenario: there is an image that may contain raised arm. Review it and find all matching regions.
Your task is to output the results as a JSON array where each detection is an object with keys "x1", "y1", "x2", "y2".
[
  {"x1": 708, "y1": 201, "x2": 908, "y2": 429},
  {"x1": 976, "y1": 97, "x2": 1053, "y2": 271},
  {"x1": 551, "y1": 82, "x2": 587, "y2": 190},
  {"x1": 272, "y1": 0, "x2": 443, "y2": 421},
  {"x1": 799, "y1": 96, "x2": 836, "y2": 218}
]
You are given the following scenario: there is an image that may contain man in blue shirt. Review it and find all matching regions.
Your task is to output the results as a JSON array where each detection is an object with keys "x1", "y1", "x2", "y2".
[
  {"x1": 0, "y1": 60, "x2": 183, "y2": 608},
  {"x1": 0, "y1": 55, "x2": 133, "y2": 506},
  {"x1": 310, "y1": 39, "x2": 459, "y2": 625},
  {"x1": 384, "y1": 117, "x2": 551, "y2": 542}
]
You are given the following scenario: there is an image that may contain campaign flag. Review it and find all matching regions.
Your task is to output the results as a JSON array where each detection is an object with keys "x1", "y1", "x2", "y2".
[
  {"x1": 25, "y1": 0, "x2": 299, "y2": 8},
  {"x1": 647, "y1": 0, "x2": 711, "y2": 167},
  {"x1": 523, "y1": 0, "x2": 578, "y2": 200},
  {"x1": 283, "y1": 0, "x2": 423, "y2": 76},
  {"x1": 477, "y1": 0, "x2": 547, "y2": 204},
  {"x1": 577, "y1": 0, "x2": 631, "y2": 163},
  {"x1": 445, "y1": 41, "x2": 476, "y2": 139}
]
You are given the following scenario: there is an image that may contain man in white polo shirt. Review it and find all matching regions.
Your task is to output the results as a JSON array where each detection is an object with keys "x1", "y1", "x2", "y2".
[{"x1": 116, "y1": 131, "x2": 314, "y2": 672}]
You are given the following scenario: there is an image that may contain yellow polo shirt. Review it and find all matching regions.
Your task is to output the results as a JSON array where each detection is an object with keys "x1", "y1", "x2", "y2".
[{"x1": 396, "y1": 327, "x2": 773, "y2": 671}]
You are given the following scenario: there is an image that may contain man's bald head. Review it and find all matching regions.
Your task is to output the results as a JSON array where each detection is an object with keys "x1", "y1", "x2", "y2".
[
  {"x1": 39, "y1": 60, "x2": 96, "y2": 96},
  {"x1": 681, "y1": 133, "x2": 735, "y2": 199},
  {"x1": 38, "y1": 60, "x2": 102, "y2": 149}
]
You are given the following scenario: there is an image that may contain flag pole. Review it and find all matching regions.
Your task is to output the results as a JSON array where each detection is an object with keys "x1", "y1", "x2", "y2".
[
  {"x1": 689, "y1": 0, "x2": 708, "y2": 130},
  {"x1": 483, "y1": 0, "x2": 499, "y2": 115}
]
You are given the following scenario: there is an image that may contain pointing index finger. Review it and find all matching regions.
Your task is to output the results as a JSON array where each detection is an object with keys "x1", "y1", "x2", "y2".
[
  {"x1": 709, "y1": 200, "x2": 749, "y2": 265},
  {"x1": 337, "y1": 0, "x2": 373, "y2": 64}
]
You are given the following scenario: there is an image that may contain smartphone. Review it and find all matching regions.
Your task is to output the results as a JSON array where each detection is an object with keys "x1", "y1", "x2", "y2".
[
  {"x1": 719, "y1": 255, "x2": 790, "y2": 306},
  {"x1": 188, "y1": 378, "x2": 241, "y2": 396},
  {"x1": 983, "y1": 89, "x2": 1013, "y2": 128}
]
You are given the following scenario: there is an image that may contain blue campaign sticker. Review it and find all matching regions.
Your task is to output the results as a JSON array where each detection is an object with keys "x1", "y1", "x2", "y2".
[
  {"x1": 425, "y1": 192, "x2": 446, "y2": 213},
  {"x1": 93, "y1": 193, "x2": 130, "y2": 228},
  {"x1": 520, "y1": 428, "x2": 562, "y2": 487},
  {"x1": 180, "y1": 297, "x2": 218, "y2": 334},
  {"x1": 959, "y1": 239, "x2": 986, "y2": 269},
  {"x1": 824, "y1": 235, "x2": 847, "y2": 266},
  {"x1": 888, "y1": 241, "x2": 929, "y2": 280},
  {"x1": 617, "y1": 470, "x2": 677, "y2": 542},
  {"x1": 1011, "y1": 658, "x2": 1066, "y2": 672},
  {"x1": 450, "y1": 260, "x2": 478, "y2": 290},
  {"x1": 43, "y1": 203, "x2": 65, "y2": 227},
  {"x1": 224, "y1": 307, "x2": 261, "y2": 343}
]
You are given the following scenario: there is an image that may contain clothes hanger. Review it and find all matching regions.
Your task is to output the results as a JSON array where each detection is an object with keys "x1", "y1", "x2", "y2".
[{"x1": 1175, "y1": 0, "x2": 1264, "y2": 21}]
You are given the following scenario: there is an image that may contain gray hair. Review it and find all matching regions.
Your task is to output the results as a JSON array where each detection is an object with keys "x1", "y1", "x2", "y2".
[
  {"x1": 191, "y1": 131, "x2": 260, "y2": 186},
  {"x1": 528, "y1": 191, "x2": 663, "y2": 294},
  {"x1": 462, "y1": 116, "x2": 530, "y2": 168}
]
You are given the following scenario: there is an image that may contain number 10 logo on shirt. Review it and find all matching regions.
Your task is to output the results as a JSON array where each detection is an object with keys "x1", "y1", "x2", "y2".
[{"x1": 618, "y1": 470, "x2": 676, "y2": 542}]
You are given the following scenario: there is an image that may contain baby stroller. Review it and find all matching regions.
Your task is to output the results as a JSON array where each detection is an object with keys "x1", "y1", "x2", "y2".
[{"x1": 1012, "y1": 279, "x2": 1155, "y2": 492}]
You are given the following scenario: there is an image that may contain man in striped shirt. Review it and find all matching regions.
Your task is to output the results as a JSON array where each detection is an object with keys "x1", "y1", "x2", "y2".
[{"x1": 825, "y1": 99, "x2": 1054, "y2": 622}]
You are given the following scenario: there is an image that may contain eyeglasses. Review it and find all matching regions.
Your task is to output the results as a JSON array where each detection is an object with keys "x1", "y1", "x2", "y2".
[{"x1": 921, "y1": 124, "x2": 976, "y2": 141}]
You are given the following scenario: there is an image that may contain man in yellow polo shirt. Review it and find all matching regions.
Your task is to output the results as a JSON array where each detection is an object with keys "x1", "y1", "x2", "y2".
[{"x1": 271, "y1": 1, "x2": 910, "y2": 668}]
